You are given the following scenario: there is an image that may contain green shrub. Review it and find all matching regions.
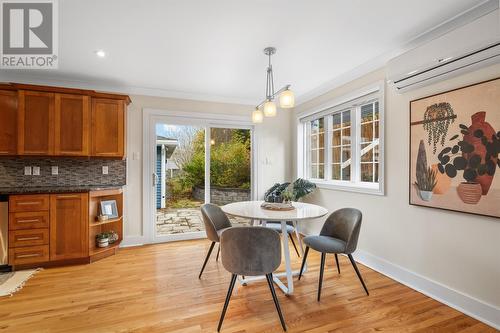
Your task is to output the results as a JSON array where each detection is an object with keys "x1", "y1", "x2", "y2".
[{"x1": 177, "y1": 129, "x2": 251, "y2": 190}]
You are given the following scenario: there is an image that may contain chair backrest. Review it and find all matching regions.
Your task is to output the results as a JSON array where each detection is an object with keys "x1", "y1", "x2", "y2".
[
  {"x1": 320, "y1": 208, "x2": 362, "y2": 254},
  {"x1": 220, "y1": 226, "x2": 281, "y2": 276},
  {"x1": 201, "y1": 204, "x2": 232, "y2": 242}
]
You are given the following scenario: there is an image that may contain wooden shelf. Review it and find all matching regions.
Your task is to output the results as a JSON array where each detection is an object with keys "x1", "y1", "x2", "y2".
[
  {"x1": 90, "y1": 242, "x2": 120, "y2": 256},
  {"x1": 90, "y1": 216, "x2": 123, "y2": 227},
  {"x1": 88, "y1": 189, "x2": 123, "y2": 263}
]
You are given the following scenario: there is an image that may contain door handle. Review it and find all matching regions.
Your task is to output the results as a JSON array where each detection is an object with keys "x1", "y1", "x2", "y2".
[{"x1": 153, "y1": 173, "x2": 159, "y2": 187}]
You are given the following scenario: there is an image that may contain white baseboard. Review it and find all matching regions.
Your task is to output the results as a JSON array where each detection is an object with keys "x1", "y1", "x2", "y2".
[
  {"x1": 120, "y1": 235, "x2": 146, "y2": 248},
  {"x1": 353, "y1": 250, "x2": 500, "y2": 330}
]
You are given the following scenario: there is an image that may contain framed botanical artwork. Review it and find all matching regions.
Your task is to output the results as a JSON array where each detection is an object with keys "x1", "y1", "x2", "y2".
[{"x1": 409, "y1": 78, "x2": 500, "y2": 218}]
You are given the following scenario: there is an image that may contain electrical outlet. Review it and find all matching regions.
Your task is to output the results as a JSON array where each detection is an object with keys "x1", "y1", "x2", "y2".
[
  {"x1": 32, "y1": 166, "x2": 40, "y2": 176},
  {"x1": 24, "y1": 166, "x2": 32, "y2": 175},
  {"x1": 102, "y1": 166, "x2": 109, "y2": 175},
  {"x1": 51, "y1": 166, "x2": 59, "y2": 175}
]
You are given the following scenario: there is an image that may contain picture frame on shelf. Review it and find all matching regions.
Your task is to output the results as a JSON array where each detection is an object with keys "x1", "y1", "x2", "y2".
[{"x1": 100, "y1": 200, "x2": 119, "y2": 219}]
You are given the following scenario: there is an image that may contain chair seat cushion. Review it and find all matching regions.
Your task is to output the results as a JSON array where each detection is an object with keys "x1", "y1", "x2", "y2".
[
  {"x1": 303, "y1": 235, "x2": 346, "y2": 253},
  {"x1": 265, "y1": 222, "x2": 295, "y2": 234}
]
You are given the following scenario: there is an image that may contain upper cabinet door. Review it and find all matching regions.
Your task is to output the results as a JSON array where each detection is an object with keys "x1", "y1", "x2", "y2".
[
  {"x1": 0, "y1": 90, "x2": 18, "y2": 155},
  {"x1": 18, "y1": 90, "x2": 55, "y2": 155},
  {"x1": 54, "y1": 93, "x2": 90, "y2": 156},
  {"x1": 91, "y1": 98, "x2": 125, "y2": 158}
]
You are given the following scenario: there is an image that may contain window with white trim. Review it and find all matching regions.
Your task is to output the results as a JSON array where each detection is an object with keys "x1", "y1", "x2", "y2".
[{"x1": 299, "y1": 86, "x2": 384, "y2": 195}]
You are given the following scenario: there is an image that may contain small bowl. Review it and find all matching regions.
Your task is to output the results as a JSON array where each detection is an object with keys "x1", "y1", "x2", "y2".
[{"x1": 97, "y1": 215, "x2": 109, "y2": 222}]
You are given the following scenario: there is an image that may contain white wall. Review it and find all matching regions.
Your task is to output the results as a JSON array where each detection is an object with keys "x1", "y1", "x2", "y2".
[
  {"x1": 293, "y1": 64, "x2": 500, "y2": 326},
  {"x1": 123, "y1": 95, "x2": 293, "y2": 242}
]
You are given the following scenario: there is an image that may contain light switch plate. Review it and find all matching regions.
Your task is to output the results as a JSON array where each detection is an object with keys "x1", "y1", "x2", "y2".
[
  {"x1": 32, "y1": 166, "x2": 40, "y2": 176},
  {"x1": 102, "y1": 166, "x2": 109, "y2": 175},
  {"x1": 51, "y1": 166, "x2": 58, "y2": 175},
  {"x1": 24, "y1": 166, "x2": 32, "y2": 175}
]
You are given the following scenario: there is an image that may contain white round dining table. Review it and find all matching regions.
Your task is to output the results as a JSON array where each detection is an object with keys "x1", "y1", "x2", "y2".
[{"x1": 221, "y1": 200, "x2": 328, "y2": 295}]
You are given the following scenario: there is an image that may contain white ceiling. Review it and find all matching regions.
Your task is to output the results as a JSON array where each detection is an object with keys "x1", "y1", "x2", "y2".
[{"x1": 0, "y1": 0, "x2": 487, "y2": 104}]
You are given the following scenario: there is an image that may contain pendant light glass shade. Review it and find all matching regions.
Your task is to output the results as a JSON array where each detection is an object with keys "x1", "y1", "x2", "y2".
[
  {"x1": 279, "y1": 88, "x2": 295, "y2": 108},
  {"x1": 252, "y1": 108, "x2": 264, "y2": 123},
  {"x1": 263, "y1": 100, "x2": 277, "y2": 117}
]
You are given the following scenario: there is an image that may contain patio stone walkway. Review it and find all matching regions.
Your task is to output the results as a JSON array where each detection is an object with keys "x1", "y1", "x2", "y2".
[{"x1": 156, "y1": 207, "x2": 250, "y2": 235}]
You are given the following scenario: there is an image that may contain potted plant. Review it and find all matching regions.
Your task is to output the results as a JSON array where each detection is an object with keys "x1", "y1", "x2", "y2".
[
  {"x1": 415, "y1": 166, "x2": 437, "y2": 201},
  {"x1": 291, "y1": 178, "x2": 317, "y2": 201},
  {"x1": 281, "y1": 187, "x2": 294, "y2": 204},
  {"x1": 437, "y1": 117, "x2": 499, "y2": 204},
  {"x1": 96, "y1": 232, "x2": 110, "y2": 248}
]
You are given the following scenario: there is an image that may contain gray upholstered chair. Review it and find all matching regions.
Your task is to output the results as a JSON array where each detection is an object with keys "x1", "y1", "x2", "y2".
[
  {"x1": 218, "y1": 226, "x2": 286, "y2": 332},
  {"x1": 265, "y1": 221, "x2": 300, "y2": 257},
  {"x1": 298, "y1": 208, "x2": 368, "y2": 301},
  {"x1": 199, "y1": 203, "x2": 232, "y2": 279}
]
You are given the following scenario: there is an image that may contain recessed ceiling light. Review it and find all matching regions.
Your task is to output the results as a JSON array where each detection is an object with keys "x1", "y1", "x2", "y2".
[{"x1": 95, "y1": 50, "x2": 106, "y2": 58}]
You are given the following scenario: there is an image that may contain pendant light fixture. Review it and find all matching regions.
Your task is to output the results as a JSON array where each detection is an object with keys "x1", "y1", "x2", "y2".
[{"x1": 253, "y1": 47, "x2": 294, "y2": 123}]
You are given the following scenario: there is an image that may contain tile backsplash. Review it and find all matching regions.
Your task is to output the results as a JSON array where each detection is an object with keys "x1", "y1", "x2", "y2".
[{"x1": 0, "y1": 158, "x2": 126, "y2": 188}]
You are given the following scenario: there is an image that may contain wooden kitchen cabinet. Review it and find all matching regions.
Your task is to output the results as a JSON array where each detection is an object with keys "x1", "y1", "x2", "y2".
[
  {"x1": 0, "y1": 83, "x2": 129, "y2": 158},
  {"x1": 54, "y1": 93, "x2": 90, "y2": 156},
  {"x1": 0, "y1": 90, "x2": 18, "y2": 155},
  {"x1": 91, "y1": 98, "x2": 126, "y2": 158},
  {"x1": 17, "y1": 90, "x2": 55, "y2": 155},
  {"x1": 49, "y1": 193, "x2": 89, "y2": 261}
]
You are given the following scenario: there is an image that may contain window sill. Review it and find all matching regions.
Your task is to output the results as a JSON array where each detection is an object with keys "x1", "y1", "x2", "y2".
[{"x1": 310, "y1": 179, "x2": 385, "y2": 196}]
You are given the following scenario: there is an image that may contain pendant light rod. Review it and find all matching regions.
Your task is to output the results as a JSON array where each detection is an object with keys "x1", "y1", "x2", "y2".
[
  {"x1": 253, "y1": 46, "x2": 295, "y2": 123},
  {"x1": 256, "y1": 84, "x2": 291, "y2": 109}
]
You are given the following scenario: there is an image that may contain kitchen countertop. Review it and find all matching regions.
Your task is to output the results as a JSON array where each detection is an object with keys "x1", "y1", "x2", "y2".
[{"x1": 0, "y1": 185, "x2": 124, "y2": 195}]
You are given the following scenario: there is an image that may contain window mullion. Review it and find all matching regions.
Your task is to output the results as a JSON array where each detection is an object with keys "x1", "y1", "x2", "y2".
[
  {"x1": 353, "y1": 106, "x2": 360, "y2": 183},
  {"x1": 325, "y1": 116, "x2": 332, "y2": 181},
  {"x1": 306, "y1": 122, "x2": 311, "y2": 179}
]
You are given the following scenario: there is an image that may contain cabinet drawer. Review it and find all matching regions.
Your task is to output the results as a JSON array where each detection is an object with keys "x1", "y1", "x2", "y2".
[
  {"x1": 9, "y1": 245, "x2": 49, "y2": 265},
  {"x1": 10, "y1": 195, "x2": 49, "y2": 212},
  {"x1": 9, "y1": 211, "x2": 49, "y2": 230},
  {"x1": 9, "y1": 229, "x2": 49, "y2": 248}
]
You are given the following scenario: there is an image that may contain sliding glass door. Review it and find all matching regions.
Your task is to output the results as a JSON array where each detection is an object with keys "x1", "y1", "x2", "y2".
[{"x1": 147, "y1": 115, "x2": 253, "y2": 243}]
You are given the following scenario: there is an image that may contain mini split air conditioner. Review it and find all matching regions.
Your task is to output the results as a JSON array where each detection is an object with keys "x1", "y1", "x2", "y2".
[{"x1": 387, "y1": 4, "x2": 500, "y2": 92}]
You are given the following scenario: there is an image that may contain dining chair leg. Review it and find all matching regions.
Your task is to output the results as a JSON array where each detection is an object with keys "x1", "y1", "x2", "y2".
[
  {"x1": 266, "y1": 274, "x2": 287, "y2": 331},
  {"x1": 216, "y1": 244, "x2": 220, "y2": 262},
  {"x1": 199, "y1": 242, "x2": 215, "y2": 279},
  {"x1": 217, "y1": 274, "x2": 237, "y2": 332},
  {"x1": 334, "y1": 253, "x2": 340, "y2": 274},
  {"x1": 318, "y1": 252, "x2": 326, "y2": 302},
  {"x1": 298, "y1": 246, "x2": 309, "y2": 280},
  {"x1": 348, "y1": 254, "x2": 369, "y2": 295},
  {"x1": 289, "y1": 234, "x2": 300, "y2": 257}
]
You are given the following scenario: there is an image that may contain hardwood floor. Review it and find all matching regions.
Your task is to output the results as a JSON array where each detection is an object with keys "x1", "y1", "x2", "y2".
[{"x1": 0, "y1": 240, "x2": 495, "y2": 333}]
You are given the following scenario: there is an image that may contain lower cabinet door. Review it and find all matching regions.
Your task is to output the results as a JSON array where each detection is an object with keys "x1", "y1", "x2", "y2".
[{"x1": 50, "y1": 193, "x2": 89, "y2": 260}]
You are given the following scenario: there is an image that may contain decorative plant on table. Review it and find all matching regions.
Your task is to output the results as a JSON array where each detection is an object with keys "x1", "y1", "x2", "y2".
[
  {"x1": 281, "y1": 186, "x2": 294, "y2": 204},
  {"x1": 415, "y1": 166, "x2": 437, "y2": 201},
  {"x1": 437, "y1": 112, "x2": 499, "y2": 204},
  {"x1": 264, "y1": 178, "x2": 317, "y2": 203},
  {"x1": 291, "y1": 178, "x2": 317, "y2": 201}
]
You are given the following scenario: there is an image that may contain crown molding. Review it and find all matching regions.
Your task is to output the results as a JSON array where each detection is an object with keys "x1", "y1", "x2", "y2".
[{"x1": 0, "y1": 73, "x2": 255, "y2": 106}]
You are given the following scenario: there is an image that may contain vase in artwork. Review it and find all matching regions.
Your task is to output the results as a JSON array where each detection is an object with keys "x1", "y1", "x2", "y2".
[
  {"x1": 457, "y1": 182, "x2": 482, "y2": 204},
  {"x1": 462, "y1": 112, "x2": 497, "y2": 195},
  {"x1": 431, "y1": 164, "x2": 451, "y2": 194}
]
